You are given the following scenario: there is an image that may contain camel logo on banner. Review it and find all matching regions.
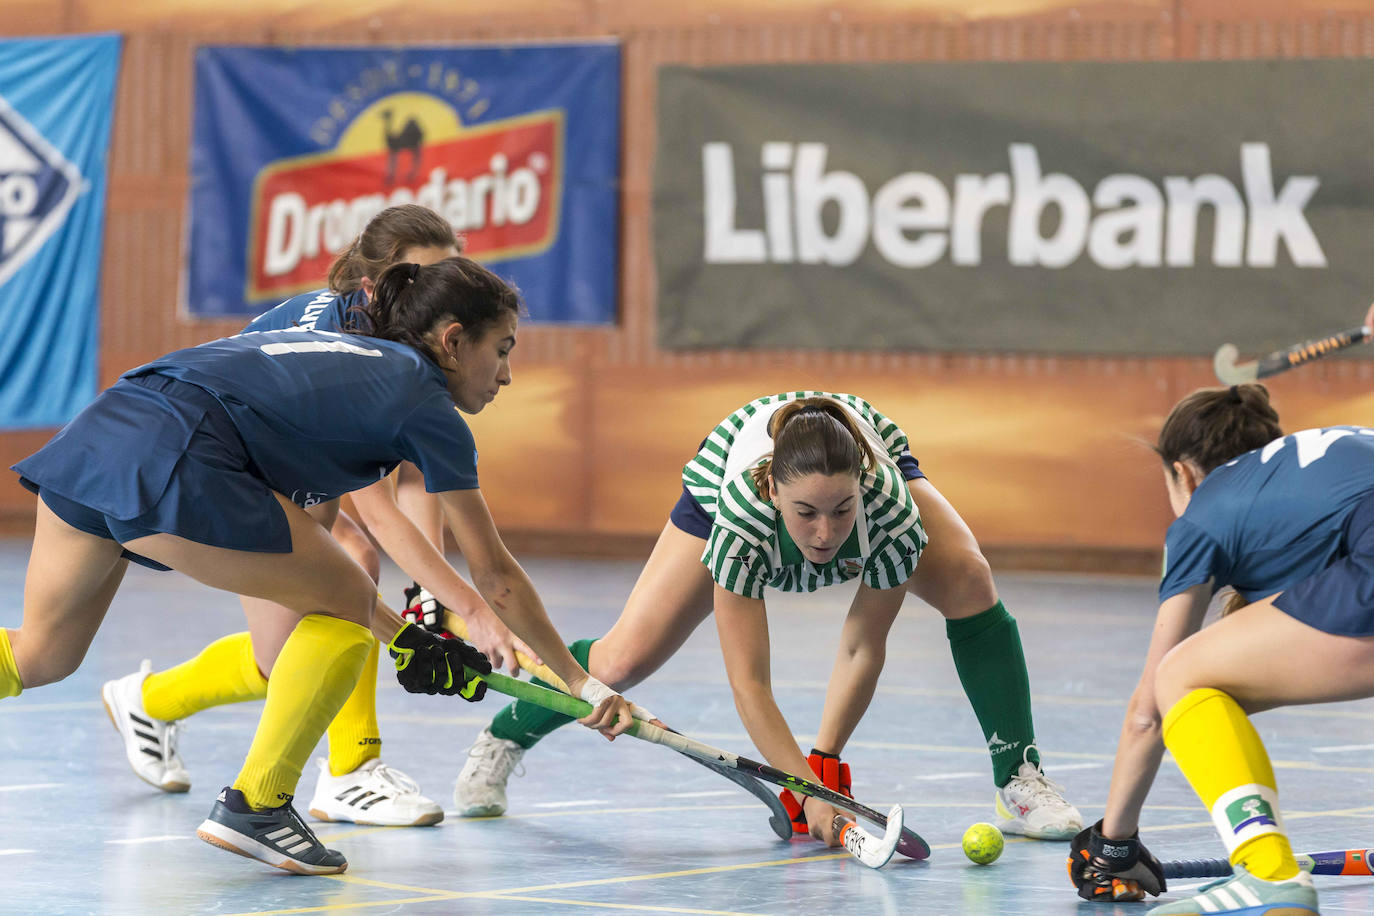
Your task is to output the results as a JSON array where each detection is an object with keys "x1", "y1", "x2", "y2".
[
  {"x1": 249, "y1": 96, "x2": 561, "y2": 303},
  {"x1": 188, "y1": 44, "x2": 619, "y2": 321},
  {"x1": 0, "y1": 95, "x2": 83, "y2": 288}
]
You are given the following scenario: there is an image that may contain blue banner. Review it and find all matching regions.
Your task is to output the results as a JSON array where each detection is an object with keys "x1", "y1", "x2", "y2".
[
  {"x1": 187, "y1": 43, "x2": 620, "y2": 323},
  {"x1": 0, "y1": 34, "x2": 120, "y2": 430}
]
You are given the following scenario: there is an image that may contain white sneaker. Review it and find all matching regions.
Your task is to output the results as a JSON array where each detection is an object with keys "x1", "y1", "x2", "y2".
[
  {"x1": 101, "y1": 660, "x2": 190, "y2": 793},
  {"x1": 454, "y1": 727, "x2": 525, "y2": 817},
  {"x1": 995, "y1": 746, "x2": 1083, "y2": 840},
  {"x1": 307, "y1": 758, "x2": 443, "y2": 827}
]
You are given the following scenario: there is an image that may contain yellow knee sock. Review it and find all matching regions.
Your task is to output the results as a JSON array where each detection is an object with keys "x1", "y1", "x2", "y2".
[
  {"x1": 233, "y1": 615, "x2": 371, "y2": 810},
  {"x1": 326, "y1": 636, "x2": 381, "y2": 776},
  {"x1": 142, "y1": 632, "x2": 267, "y2": 721},
  {"x1": 0, "y1": 629, "x2": 22, "y2": 698},
  {"x1": 1162, "y1": 687, "x2": 1299, "y2": 881}
]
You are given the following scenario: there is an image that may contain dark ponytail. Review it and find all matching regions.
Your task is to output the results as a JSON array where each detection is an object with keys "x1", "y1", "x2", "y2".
[
  {"x1": 1155, "y1": 383, "x2": 1283, "y2": 476},
  {"x1": 358, "y1": 256, "x2": 522, "y2": 359},
  {"x1": 750, "y1": 397, "x2": 878, "y2": 494}
]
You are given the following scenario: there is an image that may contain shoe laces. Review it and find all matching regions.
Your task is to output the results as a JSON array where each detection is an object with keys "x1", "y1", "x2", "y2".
[
  {"x1": 469, "y1": 735, "x2": 525, "y2": 782},
  {"x1": 367, "y1": 762, "x2": 422, "y2": 797},
  {"x1": 1006, "y1": 745, "x2": 1069, "y2": 806},
  {"x1": 161, "y1": 719, "x2": 185, "y2": 761}
]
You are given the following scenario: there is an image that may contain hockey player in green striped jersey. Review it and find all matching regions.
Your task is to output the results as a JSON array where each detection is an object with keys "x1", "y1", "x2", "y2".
[{"x1": 456, "y1": 392, "x2": 1081, "y2": 844}]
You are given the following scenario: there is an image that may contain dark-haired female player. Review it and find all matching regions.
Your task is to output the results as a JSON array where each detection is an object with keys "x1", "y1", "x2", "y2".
[
  {"x1": 3, "y1": 257, "x2": 638, "y2": 875},
  {"x1": 101, "y1": 205, "x2": 534, "y2": 828},
  {"x1": 1069, "y1": 383, "x2": 1374, "y2": 916},
  {"x1": 457, "y1": 391, "x2": 1081, "y2": 845}
]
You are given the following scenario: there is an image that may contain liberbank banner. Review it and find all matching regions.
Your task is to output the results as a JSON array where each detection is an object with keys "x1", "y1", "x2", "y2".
[
  {"x1": 655, "y1": 61, "x2": 1374, "y2": 353},
  {"x1": 188, "y1": 43, "x2": 619, "y2": 322}
]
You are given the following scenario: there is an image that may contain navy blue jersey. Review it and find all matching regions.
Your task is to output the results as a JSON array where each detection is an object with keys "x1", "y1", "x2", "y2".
[
  {"x1": 1160, "y1": 427, "x2": 1374, "y2": 603},
  {"x1": 121, "y1": 328, "x2": 478, "y2": 504},
  {"x1": 244, "y1": 288, "x2": 369, "y2": 334}
]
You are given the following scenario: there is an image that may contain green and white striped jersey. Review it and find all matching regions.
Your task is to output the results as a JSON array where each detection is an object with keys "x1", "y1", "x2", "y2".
[{"x1": 682, "y1": 391, "x2": 927, "y2": 598}]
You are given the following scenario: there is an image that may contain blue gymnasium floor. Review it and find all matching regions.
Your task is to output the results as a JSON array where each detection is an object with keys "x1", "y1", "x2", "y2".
[{"x1": 2, "y1": 539, "x2": 1373, "y2": 915}]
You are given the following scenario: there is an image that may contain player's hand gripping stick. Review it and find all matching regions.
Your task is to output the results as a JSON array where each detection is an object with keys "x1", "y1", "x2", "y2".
[
  {"x1": 833, "y1": 808, "x2": 904, "y2": 869},
  {"x1": 473, "y1": 665, "x2": 932, "y2": 862},
  {"x1": 440, "y1": 608, "x2": 792, "y2": 840}
]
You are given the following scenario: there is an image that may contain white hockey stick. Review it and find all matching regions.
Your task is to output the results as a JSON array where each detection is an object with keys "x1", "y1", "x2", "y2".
[{"x1": 832, "y1": 805, "x2": 904, "y2": 869}]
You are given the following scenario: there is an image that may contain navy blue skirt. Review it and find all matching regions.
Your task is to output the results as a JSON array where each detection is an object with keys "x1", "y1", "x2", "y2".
[
  {"x1": 12, "y1": 374, "x2": 291, "y2": 571},
  {"x1": 1274, "y1": 491, "x2": 1374, "y2": 637}
]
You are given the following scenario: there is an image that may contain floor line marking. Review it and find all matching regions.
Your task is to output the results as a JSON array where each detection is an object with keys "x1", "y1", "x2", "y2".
[
  {"x1": 105, "y1": 834, "x2": 189, "y2": 845},
  {"x1": 665, "y1": 790, "x2": 735, "y2": 798},
  {"x1": 472, "y1": 894, "x2": 768, "y2": 915},
  {"x1": 0, "y1": 782, "x2": 63, "y2": 792},
  {"x1": 231, "y1": 842, "x2": 934, "y2": 916},
  {"x1": 532, "y1": 799, "x2": 612, "y2": 808},
  {"x1": 0, "y1": 849, "x2": 33, "y2": 856},
  {"x1": 0, "y1": 701, "x2": 102, "y2": 714},
  {"x1": 1312, "y1": 743, "x2": 1374, "y2": 753}
]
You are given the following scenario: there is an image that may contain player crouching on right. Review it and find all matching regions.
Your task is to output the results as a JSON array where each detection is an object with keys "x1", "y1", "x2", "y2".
[{"x1": 1071, "y1": 383, "x2": 1374, "y2": 915}]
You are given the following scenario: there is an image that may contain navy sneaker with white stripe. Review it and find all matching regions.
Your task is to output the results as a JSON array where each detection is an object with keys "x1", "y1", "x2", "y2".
[{"x1": 197, "y1": 787, "x2": 347, "y2": 875}]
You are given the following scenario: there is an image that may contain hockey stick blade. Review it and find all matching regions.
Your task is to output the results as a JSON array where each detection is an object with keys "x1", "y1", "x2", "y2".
[
  {"x1": 1213, "y1": 325, "x2": 1371, "y2": 384},
  {"x1": 476, "y1": 668, "x2": 932, "y2": 860},
  {"x1": 1163, "y1": 847, "x2": 1374, "y2": 879},
  {"x1": 440, "y1": 610, "x2": 792, "y2": 839},
  {"x1": 833, "y1": 805, "x2": 903, "y2": 869}
]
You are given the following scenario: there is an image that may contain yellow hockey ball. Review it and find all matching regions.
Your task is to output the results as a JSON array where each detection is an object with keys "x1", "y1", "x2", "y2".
[{"x1": 962, "y1": 822, "x2": 1004, "y2": 865}]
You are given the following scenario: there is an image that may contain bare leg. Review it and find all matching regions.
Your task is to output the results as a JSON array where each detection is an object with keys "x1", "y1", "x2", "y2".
[
  {"x1": 123, "y1": 493, "x2": 376, "y2": 628},
  {"x1": 9, "y1": 499, "x2": 129, "y2": 688},
  {"x1": 903, "y1": 478, "x2": 998, "y2": 618},
  {"x1": 588, "y1": 522, "x2": 716, "y2": 689},
  {"x1": 901, "y1": 480, "x2": 1064, "y2": 816},
  {"x1": 1152, "y1": 597, "x2": 1374, "y2": 897},
  {"x1": 239, "y1": 500, "x2": 378, "y2": 674},
  {"x1": 1155, "y1": 597, "x2": 1374, "y2": 712}
]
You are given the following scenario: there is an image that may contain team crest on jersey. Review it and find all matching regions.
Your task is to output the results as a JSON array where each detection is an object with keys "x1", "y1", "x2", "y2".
[
  {"x1": 246, "y1": 70, "x2": 564, "y2": 303},
  {"x1": 841, "y1": 558, "x2": 864, "y2": 576},
  {"x1": 0, "y1": 94, "x2": 84, "y2": 288}
]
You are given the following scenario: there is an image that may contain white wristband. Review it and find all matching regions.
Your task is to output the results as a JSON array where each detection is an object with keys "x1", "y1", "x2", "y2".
[
  {"x1": 578, "y1": 676, "x2": 616, "y2": 707},
  {"x1": 578, "y1": 677, "x2": 655, "y2": 722}
]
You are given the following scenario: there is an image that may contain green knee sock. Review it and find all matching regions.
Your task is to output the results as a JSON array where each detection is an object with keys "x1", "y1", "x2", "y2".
[
  {"x1": 946, "y1": 601, "x2": 1040, "y2": 786},
  {"x1": 490, "y1": 638, "x2": 595, "y2": 749}
]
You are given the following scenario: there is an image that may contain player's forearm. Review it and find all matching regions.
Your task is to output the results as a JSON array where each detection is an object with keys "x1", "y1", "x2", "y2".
[
  {"x1": 1101, "y1": 691, "x2": 1167, "y2": 838},
  {"x1": 369, "y1": 601, "x2": 408, "y2": 645},
  {"x1": 471, "y1": 565, "x2": 584, "y2": 691},
  {"x1": 813, "y1": 644, "x2": 884, "y2": 753},
  {"x1": 730, "y1": 681, "x2": 815, "y2": 785}
]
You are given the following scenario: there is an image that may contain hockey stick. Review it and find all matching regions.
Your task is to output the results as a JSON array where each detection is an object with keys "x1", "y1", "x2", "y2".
[
  {"x1": 834, "y1": 808, "x2": 904, "y2": 869},
  {"x1": 474, "y1": 666, "x2": 932, "y2": 861},
  {"x1": 1163, "y1": 847, "x2": 1374, "y2": 879},
  {"x1": 1213, "y1": 325, "x2": 1371, "y2": 384},
  {"x1": 440, "y1": 610, "x2": 792, "y2": 840}
]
